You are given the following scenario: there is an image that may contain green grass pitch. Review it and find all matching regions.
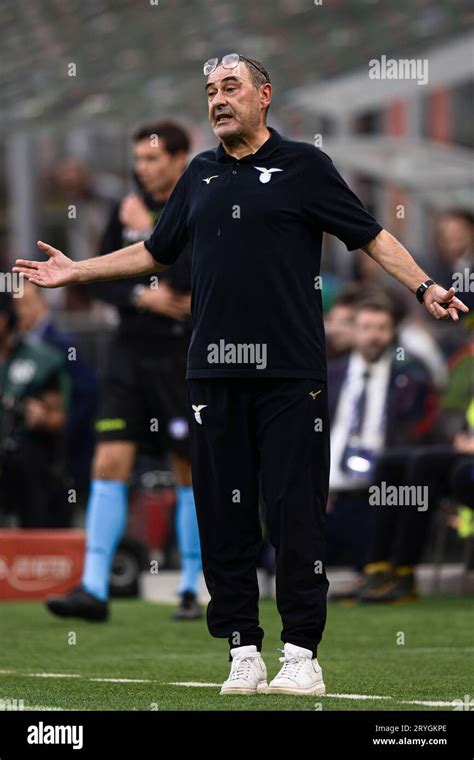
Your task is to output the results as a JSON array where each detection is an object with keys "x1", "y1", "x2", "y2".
[{"x1": 0, "y1": 595, "x2": 472, "y2": 711}]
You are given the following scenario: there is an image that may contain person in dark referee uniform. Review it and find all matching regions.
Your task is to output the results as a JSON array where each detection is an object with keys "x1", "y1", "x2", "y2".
[
  {"x1": 14, "y1": 54, "x2": 469, "y2": 696},
  {"x1": 45, "y1": 122, "x2": 202, "y2": 623}
]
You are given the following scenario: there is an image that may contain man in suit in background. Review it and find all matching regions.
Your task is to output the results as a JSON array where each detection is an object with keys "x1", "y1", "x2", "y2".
[{"x1": 326, "y1": 296, "x2": 436, "y2": 591}]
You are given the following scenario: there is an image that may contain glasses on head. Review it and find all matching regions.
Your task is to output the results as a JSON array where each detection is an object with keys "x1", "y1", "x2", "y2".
[{"x1": 203, "y1": 53, "x2": 270, "y2": 83}]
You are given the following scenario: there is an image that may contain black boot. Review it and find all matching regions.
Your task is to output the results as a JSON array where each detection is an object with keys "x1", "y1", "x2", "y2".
[
  {"x1": 330, "y1": 568, "x2": 391, "y2": 603},
  {"x1": 173, "y1": 590, "x2": 202, "y2": 620},
  {"x1": 46, "y1": 586, "x2": 109, "y2": 621},
  {"x1": 360, "y1": 569, "x2": 418, "y2": 603}
]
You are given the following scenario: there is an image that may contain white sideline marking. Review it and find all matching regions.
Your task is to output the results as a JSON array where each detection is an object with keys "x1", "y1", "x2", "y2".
[
  {"x1": 401, "y1": 699, "x2": 458, "y2": 707},
  {"x1": 0, "y1": 670, "x2": 459, "y2": 707},
  {"x1": 0, "y1": 669, "x2": 157, "y2": 684},
  {"x1": 168, "y1": 681, "x2": 221, "y2": 687},
  {"x1": 27, "y1": 672, "x2": 82, "y2": 678},
  {"x1": 399, "y1": 647, "x2": 474, "y2": 654},
  {"x1": 89, "y1": 677, "x2": 153, "y2": 683},
  {"x1": 0, "y1": 669, "x2": 82, "y2": 679},
  {"x1": 325, "y1": 693, "x2": 391, "y2": 700},
  {"x1": 167, "y1": 684, "x2": 457, "y2": 707}
]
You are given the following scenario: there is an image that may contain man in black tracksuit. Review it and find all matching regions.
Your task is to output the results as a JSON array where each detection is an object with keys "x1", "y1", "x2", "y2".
[{"x1": 16, "y1": 55, "x2": 469, "y2": 695}]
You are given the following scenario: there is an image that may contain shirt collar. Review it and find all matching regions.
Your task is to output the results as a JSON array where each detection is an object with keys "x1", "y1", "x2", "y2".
[
  {"x1": 215, "y1": 127, "x2": 283, "y2": 163},
  {"x1": 350, "y1": 349, "x2": 392, "y2": 378},
  {"x1": 348, "y1": 352, "x2": 366, "y2": 380}
]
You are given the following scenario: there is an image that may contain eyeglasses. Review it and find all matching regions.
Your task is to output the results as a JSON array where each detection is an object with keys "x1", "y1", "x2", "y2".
[{"x1": 203, "y1": 53, "x2": 270, "y2": 83}]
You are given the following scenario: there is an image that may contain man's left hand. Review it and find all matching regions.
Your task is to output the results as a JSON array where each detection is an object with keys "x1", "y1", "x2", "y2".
[{"x1": 423, "y1": 284, "x2": 469, "y2": 321}]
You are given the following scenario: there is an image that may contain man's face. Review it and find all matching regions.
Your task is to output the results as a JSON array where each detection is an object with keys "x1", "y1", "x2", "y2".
[
  {"x1": 206, "y1": 62, "x2": 269, "y2": 140},
  {"x1": 54, "y1": 159, "x2": 90, "y2": 199},
  {"x1": 325, "y1": 304, "x2": 356, "y2": 354},
  {"x1": 353, "y1": 309, "x2": 395, "y2": 363},
  {"x1": 133, "y1": 139, "x2": 187, "y2": 196},
  {"x1": 436, "y1": 215, "x2": 473, "y2": 263}
]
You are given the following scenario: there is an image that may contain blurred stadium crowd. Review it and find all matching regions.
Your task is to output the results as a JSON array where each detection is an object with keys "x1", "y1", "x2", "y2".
[{"x1": 0, "y1": 0, "x2": 472, "y2": 601}]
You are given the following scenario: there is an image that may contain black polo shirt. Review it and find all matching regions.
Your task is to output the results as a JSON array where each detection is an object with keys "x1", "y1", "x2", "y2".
[{"x1": 144, "y1": 128, "x2": 383, "y2": 380}]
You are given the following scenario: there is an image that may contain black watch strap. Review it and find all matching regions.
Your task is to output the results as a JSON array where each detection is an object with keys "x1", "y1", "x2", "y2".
[{"x1": 416, "y1": 279, "x2": 435, "y2": 304}]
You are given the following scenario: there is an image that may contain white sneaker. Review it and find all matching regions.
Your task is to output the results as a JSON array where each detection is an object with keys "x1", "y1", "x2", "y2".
[
  {"x1": 220, "y1": 645, "x2": 268, "y2": 695},
  {"x1": 266, "y1": 643, "x2": 326, "y2": 695}
]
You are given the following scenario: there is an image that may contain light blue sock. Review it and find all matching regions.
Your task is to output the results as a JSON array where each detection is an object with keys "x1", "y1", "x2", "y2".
[
  {"x1": 176, "y1": 486, "x2": 202, "y2": 596},
  {"x1": 82, "y1": 479, "x2": 128, "y2": 601}
]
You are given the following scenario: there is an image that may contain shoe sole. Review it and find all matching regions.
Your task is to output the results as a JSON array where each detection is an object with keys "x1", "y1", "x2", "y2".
[
  {"x1": 220, "y1": 681, "x2": 268, "y2": 695},
  {"x1": 264, "y1": 682, "x2": 326, "y2": 696}
]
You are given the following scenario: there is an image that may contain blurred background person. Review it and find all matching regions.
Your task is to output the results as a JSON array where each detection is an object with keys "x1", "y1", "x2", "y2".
[
  {"x1": 324, "y1": 284, "x2": 360, "y2": 360},
  {"x1": 428, "y1": 210, "x2": 474, "y2": 357},
  {"x1": 326, "y1": 282, "x2": 448, "y2": 387},
  {"x1": 342, "y1": 342, "x2": 473, "y2": 603},
  {"x1": 431, "y1": 210, "x2": 473, "y2": 302},
  {"x1": 45, "y1": 120, "x2": 202, "y2": 623},
  {"x1": 15, "y1": 280, "x2": 98, "y2": 507},
  {"x1": 326, "y1": 295, "x2": 436, "y2": 586},
  {"x1": 0, "y1": 292, "x2": 70, "y2": 528},
  {"x1": 50, "y1": 158, "x2": 116, "y2": 311}
]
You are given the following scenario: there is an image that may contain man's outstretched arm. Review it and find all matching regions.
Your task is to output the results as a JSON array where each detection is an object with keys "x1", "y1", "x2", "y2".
[
  {"x1": 13, "y1": 240, "x2": 167, "y2": 289},
  {"x1": 362, "y1": 229, "x2": 469, "y2": 321}
]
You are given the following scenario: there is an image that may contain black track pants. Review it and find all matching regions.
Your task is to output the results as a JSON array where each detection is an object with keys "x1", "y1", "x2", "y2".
[{"x1": 187, "y1": 377, "x2": 330, "y2": 658}]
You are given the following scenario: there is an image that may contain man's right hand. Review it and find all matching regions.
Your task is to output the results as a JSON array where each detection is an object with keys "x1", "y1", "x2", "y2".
[{"x1": 13, "y1": 241, "x2": 78, "y2": 288}]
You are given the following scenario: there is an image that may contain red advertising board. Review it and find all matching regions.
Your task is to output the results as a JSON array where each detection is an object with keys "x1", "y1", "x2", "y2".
[{"x1": 0, "y1": 530, "x2": 85, "y2": 600}]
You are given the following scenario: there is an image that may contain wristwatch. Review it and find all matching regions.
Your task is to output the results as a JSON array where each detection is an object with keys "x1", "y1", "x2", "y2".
[{"x1": 415, "y1": 279, "x2": 435, "y2": 304}]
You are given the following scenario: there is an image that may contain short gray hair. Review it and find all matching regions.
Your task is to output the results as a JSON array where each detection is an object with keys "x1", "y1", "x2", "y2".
[{"x1": 241, "y1": 57, "x2": 271, "y2": 118}]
